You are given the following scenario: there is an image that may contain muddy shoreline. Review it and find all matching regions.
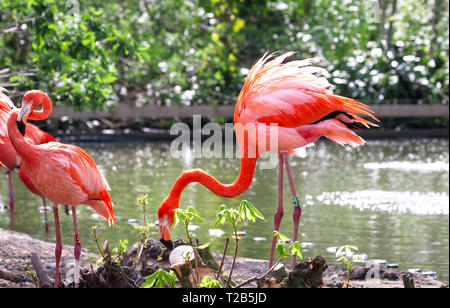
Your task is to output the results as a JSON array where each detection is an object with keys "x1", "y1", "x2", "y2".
[{"x1": 0, "y1": 228, "x2": 447, "y2": 288}]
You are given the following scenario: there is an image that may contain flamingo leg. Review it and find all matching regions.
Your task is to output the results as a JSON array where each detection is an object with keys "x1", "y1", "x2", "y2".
[
  {"x1": 42, "y1": 197, "x2": 49, "y2": 241},
  {"x1": 282, "y1": 153, "x2": 302, "y2": 267},
  {"x1": 269, "y1": 154, "x2": 285, "y2": 268},
  {"x1": 71, "y1": 206, "x2": 81, "y2": 288},
  {"x1": 52, "y1": 203, "x2": 62, "y2": 288},
  {"x1": 6, "y1": 170, "x2": 14, "y2": 230}
]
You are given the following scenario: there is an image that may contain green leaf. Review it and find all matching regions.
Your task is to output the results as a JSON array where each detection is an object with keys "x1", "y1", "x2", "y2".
[
  {"x1": 141, "y1": 273, "x2": 157, "y2": 288},
  {"x1": 336, "y1": 246, "x2": 345, "y2": 258},
  {"x1": 141, "y1": 269, "x2": 176, "y2": 288},
  {"x1": 289, "y1": 242, "x2": 303, "y2": 260},
  {"x1": 276, "y1": 243, "x2": 287, "y2": 259},
  {"x1": 197, "y1": 243, "x2": 210, "y2": 250},
  {"x1": 274, "y1": 231, "x2": 289, "y2": 243}
]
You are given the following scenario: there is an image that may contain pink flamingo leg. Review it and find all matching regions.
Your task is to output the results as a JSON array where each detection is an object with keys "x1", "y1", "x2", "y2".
[
  {"x1": 269, "y1": 154, "x2": 285, "y2": 268},
  {"x1": 71, "y1": 206, "x2": 81, "y2": 288},
  {"x1": 282, "y1": 153, "x2": 302, "y2": 267},
  {"x1": 42, "y1": 197, "x2": 49, "y2": 241},
  {"x1": 6, "y1": 170, "x2": 14, "y2": 230},
  {"x1": 52, "y1": 203, "x2": 62, "y2": 288}
]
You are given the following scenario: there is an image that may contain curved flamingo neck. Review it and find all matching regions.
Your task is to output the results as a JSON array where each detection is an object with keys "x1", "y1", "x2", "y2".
[
  {"x1": 166, "y1": 156, "x2": 258, "y2": 211},
  {"x1": 7, "y1": 111, "x2": 36, "y2": 160},
  {"x1": 28, "y1": 91, "x2": 53, "y2": 121}
]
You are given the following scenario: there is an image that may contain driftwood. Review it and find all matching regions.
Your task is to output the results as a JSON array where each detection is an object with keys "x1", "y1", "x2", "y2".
[
  {"x1": 30, "y1": 253, "x2": 52, "y2": 288},
  {"x1": 0, "y1": 267, "x2": 28, "y2": 284},
  {"x1": 283, "y1": 256, "x2": 328, "y2": 288},
  {"x1": 402, "y1": 274, "x2": 416, "y2": 288}
]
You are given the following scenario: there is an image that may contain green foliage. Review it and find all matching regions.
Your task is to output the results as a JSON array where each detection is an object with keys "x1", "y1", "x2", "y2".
[
  {"x1": 174, "y1": 206, "x2": 204, "y2": 226},
  {"x1": 336, "y1": 244, "x2": 359, "y2": 287},
  {"x1": 273, "y1": 231, "x2": 303, "y2": 260},
  {"x1": 215, "y1": 199, "x2": 264, "y2": 233},
  {"x1": 112, "y1": 239, "x2": 129, "y2": 255},
  {"x1": 1, "y1": 0, "x2": 447, "y2": 113},
  {"x1": 216, "y1": 200, "x2": 264, "y2": 287},
  {"x1": 198, "y1": 275, "x2": 222, "y2": 288},
  {"x1": 141, "y1": 269, "x2": 177, "y2": 288},
  {"x1": 174, "y1": 206, "x2": 204, "y2": 243},
  {"x1": 134, "y1": 194, "x2": 154, "y2": 242}
]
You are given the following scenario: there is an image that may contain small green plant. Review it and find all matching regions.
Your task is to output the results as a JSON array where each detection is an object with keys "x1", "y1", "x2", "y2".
[
  {"x1": 173, "y1": 206, "x2": 206, "y2": 286},
  {"x1": 215, "y1": 200, "x2": 264, "y2": 287},
  {"x1": 112, "y1": 239, "x2": 129, "y2": 255},
  {"x1": 24, "y1": 265, "x2": 36, "y2": 279},
  {"x1": 336, "y1": 245, "x2": 359, "y2": 288},
  {"x1": 141, "y1": 269, "x2": 177, "y2": 288},
  {"x1": 90, "y1": 226, "x2": 107, "y2": 259},
  {"x1": 198, "y1": 276, "x2": 222, "y2": 288},
  {"x1": 111, "y1": 239, "x2": 129, "y2": 265},
  {"x1": 173, "y1": 206, "x2": 204, "y2": 244},
  {"x1": 273, "y1": 231, "x2": 303, "y2": 261},
  {"x1": 134, "y1": 194, "x2": 155, "y2": 266}
]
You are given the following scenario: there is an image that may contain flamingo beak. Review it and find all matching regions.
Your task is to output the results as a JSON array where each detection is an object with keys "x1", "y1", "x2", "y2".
[
  {"x1": 17, "y1": 103, "x2": 32, "y2": 137},
  {"x1": 17, "y1": 121, "x2": 26, "y2": 136},
  {"x1": 160, "y1": 238, "x2": 174, "y2": 250},
  {"x1": 18, "y1": 102, "x2": 32, "y2": 123},
  {"x1": 159, "y1": 223, "x2": 173, "y2": 250}
]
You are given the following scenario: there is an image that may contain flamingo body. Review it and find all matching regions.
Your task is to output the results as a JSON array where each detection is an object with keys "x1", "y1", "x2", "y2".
[
  {"x1": 20, "y1": 141, "x2": 115, "y2": 222},
  {"x1": 234, "y1": 52, "x2": 378, "y2": 156}
]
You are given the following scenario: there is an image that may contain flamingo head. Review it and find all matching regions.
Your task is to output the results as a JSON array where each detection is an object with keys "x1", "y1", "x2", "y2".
[
  {"x1": 157, "y1": 196, "x2": 176, "y2": 250},
  {"x1": 18, "y1": 90, "x2": 52, "y2": 125}
]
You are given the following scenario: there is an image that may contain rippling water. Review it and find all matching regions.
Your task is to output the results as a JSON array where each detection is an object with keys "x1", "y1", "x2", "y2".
[{"x1": 1, "y1": 138, "x2": 448, "y2": 282}]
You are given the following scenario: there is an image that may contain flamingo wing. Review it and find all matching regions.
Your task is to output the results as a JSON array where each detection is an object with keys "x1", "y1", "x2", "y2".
[
  {"x1": 235, "y1": 52, "x2": 379, "y2": 128},
  {"x1": 29, "y1": 142, "x2": 116, "y2": 224}
]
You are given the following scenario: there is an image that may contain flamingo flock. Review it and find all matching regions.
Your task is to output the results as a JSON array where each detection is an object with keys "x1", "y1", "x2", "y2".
[{"x1": 0, "y1": 52, "x2": 377, "y2": 288}]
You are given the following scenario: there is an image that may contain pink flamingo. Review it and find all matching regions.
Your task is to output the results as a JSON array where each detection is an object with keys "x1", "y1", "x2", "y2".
[
  {"x1": 6, "y1": 90, "x2": 116, "y2": 288},
  {"x1": 157, "y1": 52, "x2": 378, "y2": 268},
  {"x1": 1, "y1": 89, "x2": 57, "y2": 236}
]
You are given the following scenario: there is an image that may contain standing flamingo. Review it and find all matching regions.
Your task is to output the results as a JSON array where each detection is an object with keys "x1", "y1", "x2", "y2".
[
  {"x1": 6, "y1": 90, "x2": 116, "y2": 288},
  {"x1": 1, "y1": 89, "x2": 57, "y2": 236},
  {"x1": 157, "y1": 52, "x2": 378, "y2": 268}
]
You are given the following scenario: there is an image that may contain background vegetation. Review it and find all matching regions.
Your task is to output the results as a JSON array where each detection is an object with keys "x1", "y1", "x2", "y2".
[{"x1": 0, "y1": 0, "x2": 448, "y2": 126}]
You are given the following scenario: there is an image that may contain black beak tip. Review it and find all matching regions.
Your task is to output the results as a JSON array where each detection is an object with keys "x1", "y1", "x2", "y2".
[
  {"x1": 17, "y1": 121, "x2": 26, "y2": 136},
  {"x1": 160, "y1": 238, "x2": 174, "y2": 250}
]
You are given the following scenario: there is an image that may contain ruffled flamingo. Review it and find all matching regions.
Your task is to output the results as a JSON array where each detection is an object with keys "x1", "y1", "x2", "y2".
[
  {"x1": 157, "y1": 52, "x2": 378, "y2": 268},
  {"x1": 6, "y1": 90, "x2": 116, "y2": 288},
  {"x1": 1, "y1": 89, "x2": 57, "y2": 236}
]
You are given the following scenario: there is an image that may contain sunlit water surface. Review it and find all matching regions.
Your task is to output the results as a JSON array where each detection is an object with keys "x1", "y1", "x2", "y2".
[{"x1": 1, "y1": 138, "x2": 448, "y2": 282}]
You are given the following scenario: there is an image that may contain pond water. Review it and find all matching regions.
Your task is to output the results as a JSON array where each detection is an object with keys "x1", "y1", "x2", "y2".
[{"x1": 1, "y1": 138, "x2": 448, "y2": 282}]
